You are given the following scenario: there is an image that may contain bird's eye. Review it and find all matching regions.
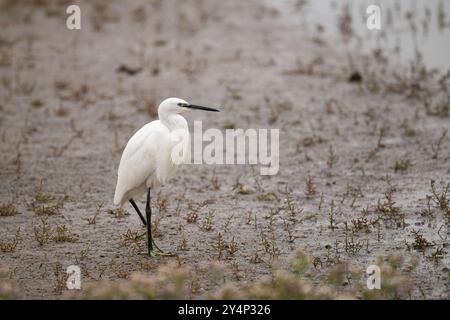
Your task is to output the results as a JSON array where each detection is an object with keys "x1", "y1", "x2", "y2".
[{"x1": 177, "y1": 103, "x2": 183, "y2": 107}]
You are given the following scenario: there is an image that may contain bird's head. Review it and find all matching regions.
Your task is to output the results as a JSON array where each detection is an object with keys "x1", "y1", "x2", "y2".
[{"x1": 158, "y1": 97, "x2": 219, "y2": 116}]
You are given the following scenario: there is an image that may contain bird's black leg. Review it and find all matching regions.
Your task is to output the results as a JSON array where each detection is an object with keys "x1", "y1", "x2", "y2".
[
  {"x1": 129, "y1": 198, "x2": 147, "y2": 226},
  {"x1": 146, "y1": 188, "x2": 153, "y2": 255},
  {"x1": 144, "y1": 188, "x2": 173, "y2": 257}
]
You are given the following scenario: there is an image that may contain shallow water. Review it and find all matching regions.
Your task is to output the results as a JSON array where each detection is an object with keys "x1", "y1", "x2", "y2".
[{"x1": 272, "y1": 0, "x2": 450, "y2": 71}]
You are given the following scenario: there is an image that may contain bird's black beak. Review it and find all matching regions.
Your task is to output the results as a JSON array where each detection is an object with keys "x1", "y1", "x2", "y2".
[{"x1": 186, "y1": 104, "x2": 219, "y2": 112}]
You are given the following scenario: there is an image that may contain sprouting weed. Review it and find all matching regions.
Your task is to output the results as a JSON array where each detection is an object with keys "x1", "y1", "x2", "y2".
[
  {"x1": 344, "y1": 223, "x2": 363, "y2": 254},
  {"x1": 421, "y1": 195, "x2": 433, "y2": 217},
  {"x1": 250, "y1": 250, "x2": 264, "y2": 264},
  {"x1": 431, "y1": 129, "x2": 447, "y2": 159},
  {"x1": 153, "y1": 192, "x2": 168, "y2": 213},
  {"x1": 324, "y1": 241, "x2": 342, "y2": 266},
  {"x1": 257, "y1": 192, "x2": 278, "y2": 202},
  {"x1": 282, "y1": 218, "x2": 296, "y2": 243},
  {"x1": 210, "y1": 171, "x2": 221, "y2": 190},
  {"x1": 222, "y1": 214, "x2": 234, "y2": 233},
  {"x1": 34, "y1": 216, "x2": 51, "y2": 246},
  {"x1": 312, "y1": 257, "x2": 323, "y2": 269},
  {"x1": 429, "y1": 245, "x2": 445, "y2": 263},
  {"x1": 178, "y1": 236, "x2": 188, "y2": 251},
  {"x1": 233, "y1": 177, "x2": 254, "y2": 195},
  {"x1": 185, "y1": 211, "x2": 198, "y2": 223},
  {"x1": 318, "y1": 193, "x2": 324, "y2": 210},
  {"x1": 213, "y1": 232, "x2": 226, "y2": 260},
  {"x1": 376, "y1": 177, "x2": 404, "y2": 228},
  {"x1": 185, "y1": 201, "x2": 207, "y2": 223},
  {"x1": 424, "y1": 96, "x2": 449, "y2": 118},
  {"x1": 246, "y1": 211, "x2": 253, "y2": 225},
  {"x1": 264, "y1": 208, "x2": 279, "y2": 231},
  {"x1": 283, "y1": 188, "x2": 303, "y2": 218},
  {"x1": 152, "y1": 214, "x2": 164, "y2": 238},
  {"x1": 51, "y1": 225, "x2": 78, "y2": 243},
  {"x1": 230, "y1": 262, "x2": 241, "y2": 281},
  {"x1": 350, "y1": 216, "x2": 371, "y2": 233},
  {"x1": 76, "y1": 245, "x2": 91, "y2": 264},
  {"x1": 326, "y1": 145, "x2": 338, "y2": 171},
  {"x1": 305, "y1": 175, "x2": 316, "y2": 198},
  {"x1": 328, "y1": 200, "x2": 338, "y2": 230},
  {"x1": 0, "y1": 228, "x2": 21, "y2": 253},
  {"x1": 121, "y1": 229, "x2": 146, "y2": 253},
  {"x1": 260, "y1": 231, "x2": 270, "y2": 253},
  {"x1": 268, "y1": 236, "x2": 280, "y2": 262},
  {"x1": 367, "y1": 127, "x2": 385, "y2": 161},
  {"x1": 86, "y1": 202, "x2": 103, "y2": 225},
  {"x1": 201, "y1": 210, "x2": 215, "y2": 231},
  {"x1": 393, "y1": 159, "x2": 412, "y2": 173},
  {"x1": 429, "y1": 180, "x2": 449, "y2": 213},
  {"x1": 410, "y1": 230, "x2": 433, "y2": 251},
  {"x1": 108, "y1": 208, "x2": 130, "y2": 218},
  {"x1": 53, "y1": 262, "x2": 68, "y2": 294},
  {"x1": 297, "y1": 135, "x2": 327, "y2": 150},
  {"x1": 0, "y1": 202, "x2": 19, "y2": 217},
  {"x1": 28, "y1": 182, "x2": 68, "y2": 216},
  {"x1": 226, "y1": 237, "x2": 239, "y2": 256},
  {"x1": 138, "y1": 260, "x2": 155, "y2": 272}
]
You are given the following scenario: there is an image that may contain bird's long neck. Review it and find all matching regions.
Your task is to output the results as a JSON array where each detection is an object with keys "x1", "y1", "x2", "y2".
[{"x1": 159, "y1": 113, "x2": 188, "y2": 132}]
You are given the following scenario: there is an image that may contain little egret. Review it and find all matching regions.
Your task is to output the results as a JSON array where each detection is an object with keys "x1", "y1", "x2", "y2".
[{"x1": 113, "y1": 97, "x2": 219, "y2": 256}]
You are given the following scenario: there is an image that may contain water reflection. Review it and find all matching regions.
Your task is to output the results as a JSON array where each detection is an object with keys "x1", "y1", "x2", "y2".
[{"x1": 273, "y1": 0, "x2": 450, "y2": 71}]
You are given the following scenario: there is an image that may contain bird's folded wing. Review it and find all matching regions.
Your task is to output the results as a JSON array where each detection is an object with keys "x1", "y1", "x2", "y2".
[{"x1": 114, "y1": 122, "x2": 170, "y2": 205}]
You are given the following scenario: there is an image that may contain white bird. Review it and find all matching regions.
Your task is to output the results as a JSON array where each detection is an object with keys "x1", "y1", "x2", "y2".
[{"x1": 114, "y1": 97, "x2": 219, "y2": 256}]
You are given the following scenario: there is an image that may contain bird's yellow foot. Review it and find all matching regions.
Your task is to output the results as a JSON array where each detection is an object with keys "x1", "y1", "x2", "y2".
[
  {"x1": 150, "y1": 249, "x2": 174, "y2": 257},
  {"x1": 149, "y1": 240, "x2": 174, "y2": 257}
]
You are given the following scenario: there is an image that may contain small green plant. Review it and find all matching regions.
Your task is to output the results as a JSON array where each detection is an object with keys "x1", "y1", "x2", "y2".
[
  {"x1": 250, "y1": 250, "x2": 264, "y2": 264},
  {"x1": 304, "y1": 176, "x2": 316, "y2": 198},
  {"x1": 393, "y1": 159, "x2": 412, "y2": 173},
  {"x1": 232, "y1": 176, "x2": 254, "y2": 195},
  {"x1": 326, "y1": 145, "x2": 338, "y2": 171},
  {"x1": 86, "y1": 202, "x2": 103, "y2": 224},
  {"x1": 376, "y1": 177, "x2": 404, "y2": 228},
  {"x1": 30, "y1": 99, "x2": 43, "y2": 108},
  {"x1": 0, "y1": 202, "x2": 19, "y2": 217},
  {"x1": 289, "y1": 250, "x2": 309, "y2": 275},
  {"x1": 33, "y1": 216, "x2": 51, "y2": 246},
  {"x1": 328, "y1": 200, "x2": 338, "y2": 230},
  {"x1": 410, "y1": 230, "x2": 433, "y2": 251},
  {"x1": 51, "y1": 225, "x2": 78, "y2": 243},
  {"x1": 0, "y1": 228, "x2": 21, "y2": 253},
  {"x1": 108, "y1": 208, "x2": 130, "y2": 218},
  {"x1": 283, "y1": 187, "x2": 302, "y2": 217},
  {"x1": 429, "y1": 180, "x2": 449, "y2": 213},
  {"x1": 28, "y1": 183, "x2": 65, "y2": 216},
  {"x1": 431, "y1": 129, "x2": 447, "y2": 159},
  {"x1": 257, "y1": 192, "x2": 278, "y2": 201},
  {"x1": 367, "y1": 127, "x2": 385, "y2": 161},
  {"x1": 121, "y1": 229, "x2": 146, "y2": 253},
  {"x1": 53, "y1": 262, "x2": 69, "y2": 294},
  {"x1": 200, "y1": 210, "x2": 215, "y2": 231}
]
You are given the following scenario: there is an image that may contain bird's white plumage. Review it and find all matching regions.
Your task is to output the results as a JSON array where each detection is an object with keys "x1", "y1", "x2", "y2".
[{"x1": 114, "y1": 98, "x2": 190, "y2": 207}]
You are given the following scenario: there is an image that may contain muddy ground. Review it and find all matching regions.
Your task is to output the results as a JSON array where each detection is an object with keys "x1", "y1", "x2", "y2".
[{"x1": 0, "y1": 0, "x2": 448, "y2": 299}]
